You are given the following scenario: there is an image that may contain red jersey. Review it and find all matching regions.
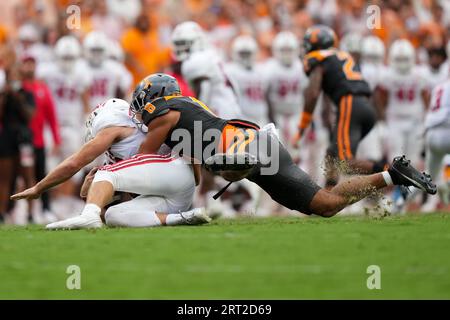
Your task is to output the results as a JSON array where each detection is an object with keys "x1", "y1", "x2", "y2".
[{"x1": 23, "y1": 80, "x2": 61, "y2": 148}]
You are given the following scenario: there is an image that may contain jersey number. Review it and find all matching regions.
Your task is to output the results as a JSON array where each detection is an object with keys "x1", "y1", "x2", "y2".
[{"x1": 337, "y1": 51, "x2": 363, "y2": 81}]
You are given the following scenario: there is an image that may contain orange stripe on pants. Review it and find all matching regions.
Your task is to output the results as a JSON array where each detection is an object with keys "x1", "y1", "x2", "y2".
[
  {"x1": 343, "y1": 95, "x2": 353, "y2": 160},
  {"x1": 337, "y1": 96, "x2": 347, "y2": 160}
]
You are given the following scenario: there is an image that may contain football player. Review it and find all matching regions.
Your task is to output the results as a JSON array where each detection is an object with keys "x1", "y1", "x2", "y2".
[
  {"x1": 375, "y1": 39, "x2": 430, "y2": 167},
  {"x1": 130, "y1": 73, "x2": 436, "y2": 218},
  {"x1": 265, "y1": 31, "x2": 326, "y2": 181},
  {"x1": 295, "y1": 25, "x2": 384, "y2": 187},
  {"x1": 11, "y1": 98, "x2": 209, "y2": 229},
  {"x1": 83, "y1": 31, "x2": 131, "y2": 109},
  {"x1": 37, "y1": 35, "x2": 92, "y2": 203},
  {"x1": 356, "y1": 35, "x2": 388, "y2": 166},
  {"x1": 171, "y1": 21, "x2": 242, "y2": 119},
  {"x1": 225, "y1": 35, "x2": 268, "y2": 126},
  {"x1": 360, "y1": 35, "x2": 386, "y2": 91},
  {"x1": 421, "y1": 80, "x2": 450, "y2": 211}
]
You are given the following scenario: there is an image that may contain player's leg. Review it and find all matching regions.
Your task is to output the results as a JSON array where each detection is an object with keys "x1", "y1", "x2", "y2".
[
  {"x1": 248, "y1": 131, "x2": 436, "y2": 217},
  {"x1": 104, "y1": 196, "x2": 210, "y2": 228},
  {"x1": 46, "y1": 155, "x2": 196, "y2": 229},
  {"x1": 422, "y1": 127, "x2": 450, "y2": 211}
]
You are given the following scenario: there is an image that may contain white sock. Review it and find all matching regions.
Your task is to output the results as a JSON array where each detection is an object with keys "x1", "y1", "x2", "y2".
[
  {"x1": 382, "y1": 171, "x2": 394, "y2": 186},
  {"x1": 81, "y1": 203, "x2": 101, "y2": 216}
]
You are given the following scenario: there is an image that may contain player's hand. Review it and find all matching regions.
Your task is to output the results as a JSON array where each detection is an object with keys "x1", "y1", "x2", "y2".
[
  {"x1": 80, "y1": 167, "x2": 98, "y2": 198},
  {"x1": 291, "y1": 131, "x2": 302, "y2": 149},
  {"x1": 10, "y1": 186, "x2": 41, "y2": 201}
]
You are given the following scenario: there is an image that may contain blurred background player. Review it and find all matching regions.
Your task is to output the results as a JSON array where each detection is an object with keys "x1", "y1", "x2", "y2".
[
  {"x1": 357, "y1": 35, "x2": 388, "y2": 170},
  {"x1": 37, "y1": 35, "x2": 92, "y2": 217},
  {"x1": 375, "y1": 39, "x2": 431, "y2": 212},
  {"x1": 20, "y1": 54, "x2": 60, "y2": 223},
  {"x1": 225, "y1": 35, "x2": 268, "y2": 126},
  {"x1": 171, "y1": 21, "x2": 242, "y2": 119},
  {"x1": 376, "y1": 39, "x2": 430, "y2": 168},
  {"x1": 225, "y1": 35, "x2": 269, "y2": 215},
  {"x1": 266, "y1": 31, "x2": 327, "y2": 183},
  {"x1": 83, "y1": 31, "x2": 131, "y2": 109},
  {"x1": 296, "y1": 25, "x2": 382, "y2": 189},
  {"x1": 422, "y1": 79, "x2": 450, "y2": 211}
]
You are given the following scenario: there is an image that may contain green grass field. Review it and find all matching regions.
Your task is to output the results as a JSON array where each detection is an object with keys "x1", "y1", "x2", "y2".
[{"x1": 1, "y1": 213, "x2": 450, "y2": 299}]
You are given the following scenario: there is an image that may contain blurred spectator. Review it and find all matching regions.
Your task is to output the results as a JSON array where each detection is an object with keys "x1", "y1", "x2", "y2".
[
  {"x1": 20, "y1": 54, "x2": 60, "y2": 221},
  {"x1": 107, "y1": 0, "x2": 142, "y2": 26},
  {"x1": 121, "y1": 13, "x2": 170, "y2": 84},
  {"x1": 0, "y1": 49, "x2": 35, "y2": 223},
  {"x1": 90, "y1": 0, "x2": 124, "y2": 40}
]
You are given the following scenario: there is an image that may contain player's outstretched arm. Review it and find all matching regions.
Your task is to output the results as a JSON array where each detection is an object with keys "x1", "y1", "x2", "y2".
[
  {"x1": 10, "y1": 127, "x2": 121, "y2": 201},
  {"x1": 293, "y1": 66, "x2": 323, "y2": 147}
]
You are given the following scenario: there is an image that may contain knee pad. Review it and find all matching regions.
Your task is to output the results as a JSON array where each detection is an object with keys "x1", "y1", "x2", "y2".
[{"x1": 93, "y1": 170, "x2": 117, "y2": 189}]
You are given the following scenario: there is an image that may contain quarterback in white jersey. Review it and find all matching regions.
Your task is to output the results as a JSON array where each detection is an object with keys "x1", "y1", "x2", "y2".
[
  {"x1": 37, "y1": 36, "x2": 92, "y2": 159},
  {"x1": 11, "y1": 97, "x2": 210, "y2": 229},
  {"x1": 377, "y1": 39, "x2": 430, "y2": 165},
  {"x1": 225, "y1": 35, "x2": 268, "y2": 126},
  {"x1": 171, "y1": 21, "x2": 242, "y2": 119},
  {"x1": 83, "y1": 32, "x2": 131, "y2": 109}
]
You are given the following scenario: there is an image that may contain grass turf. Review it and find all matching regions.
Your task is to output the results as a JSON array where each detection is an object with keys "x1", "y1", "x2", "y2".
[{"x1": 0, "y1": 213, "x2": 449, "y2": 299}]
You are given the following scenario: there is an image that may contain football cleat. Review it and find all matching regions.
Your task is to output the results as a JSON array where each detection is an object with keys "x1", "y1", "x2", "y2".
[
  {"x1": 180, "y1": 207, "x2": 211, "y2": 225},
  {"x1": 46, "y1": 212, "x2": 103, "y2": 230},
  {"x1": 388, "y1": 155, "x2": 437, "y2": 195},
  {"x1": 204, "y1": 152, "x2": 259, "y2": 172}
]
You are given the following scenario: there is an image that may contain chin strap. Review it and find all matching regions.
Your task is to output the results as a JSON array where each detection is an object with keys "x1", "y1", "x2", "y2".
[{"x1": 212, "y1": 181, "x2": 233, "y2": 200}]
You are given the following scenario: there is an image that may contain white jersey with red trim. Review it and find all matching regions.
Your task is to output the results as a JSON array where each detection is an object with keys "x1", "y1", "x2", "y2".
[
  {"x1": 37, "y1": 60, "x2": 93, "y2": 128},
  {"x1": 425, "y1": 80, "x2": 450, "y2": 129},
  {"x1": 88, "y1": 98, "x2": 146, "y2": 164},
  {"x1": 224, "y1": 62, "x2": 268, "y2": 125},
  {"x1": 264, "y1": 58, "x2": 308, "y2": 116},
  {"x1": 82, "y1": 59, "x2": 132, "y2": 110},
  {"x1": 380, "y1": 66, "x2": 430, "y2": 120},
  {"x1": 181, "y1": 49, "x2": 242, "y2": 119}
]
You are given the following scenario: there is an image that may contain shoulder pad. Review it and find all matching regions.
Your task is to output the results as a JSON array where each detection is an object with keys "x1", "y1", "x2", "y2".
[
  {"x1": 141, "y1": 97, "x2": 171, "y2": 126},
  {"x1": 303, "y1": 49, "x2": 335, "y2": 75}
]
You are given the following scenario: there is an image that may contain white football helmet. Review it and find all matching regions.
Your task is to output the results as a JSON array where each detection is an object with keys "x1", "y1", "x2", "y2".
[
  {"x1": 361, "y1": 36, "x2": 385, "y2": 65},
  {"x1": 107, "y1": 39, "x2": 125, "y2": 63},
  {"x1": 340, "y1": 32, "x2": 363, "y2": 55},
  {"x1": 272, "y1": 31, "x2": 299, "y2": 67},
  {"x1": 54, "y1": 35, "x2": 81, "y2": 73},
  {"x1": 171, "y1": 21, "x2": 207, "y2": 61},
  {"x1": 83, "y1": 31, "x2": 109, "y2": 67},
  {"x1": 389, "y1": 39, "x2": 415, "y2": 74},
  {"x1": 231, "y1": 35, "x2": 258, "y2": 69}
]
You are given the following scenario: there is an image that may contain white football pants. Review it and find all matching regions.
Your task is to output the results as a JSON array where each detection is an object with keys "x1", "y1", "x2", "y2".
[{"x1": 92, "y1": 154, "x2": 196, "y2": 225}]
